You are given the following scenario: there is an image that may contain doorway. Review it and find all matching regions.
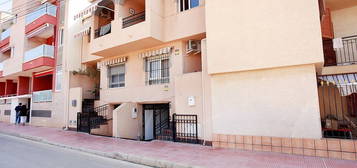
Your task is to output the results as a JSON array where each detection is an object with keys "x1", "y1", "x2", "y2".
[
  {"x1": 143, "y1": 104, "x2": 170, "y2": 141},
  {"x1": 10, "y1": 97, "x2": 31, "y2": 124}
]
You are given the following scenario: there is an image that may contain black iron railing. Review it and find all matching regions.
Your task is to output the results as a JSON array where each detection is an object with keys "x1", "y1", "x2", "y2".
[
  {"x1": 318, "y1": 74, "x2": 357, "y2": 139},
  {"x1": 325, "y1": 35, "x2": 357, "y2": 66},
  {"x1": 123, "y1": 11, "x2": 145, "y2": 28},
  {"x1": 335, "y1": 36, "x2": 357, "y2": 66},
  {"x1": 172, "y1": 114, "x2": 199, "y2": 144},
  {"x1": 77, "y1": 104, "x2": 111, "y2": 135},
  {"x1": 94, "y1": 23, "x2": 111, "y2": 38}
]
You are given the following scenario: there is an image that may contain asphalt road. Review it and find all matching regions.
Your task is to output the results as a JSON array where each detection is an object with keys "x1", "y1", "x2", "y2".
[{"x1": 0, "y1": 134, "x2": 151, "y2": 168}]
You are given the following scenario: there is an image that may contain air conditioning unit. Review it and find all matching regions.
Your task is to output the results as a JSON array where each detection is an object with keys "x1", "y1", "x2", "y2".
[{"x1": 186, "y1": 40, "x2": 201, "y2": 54}]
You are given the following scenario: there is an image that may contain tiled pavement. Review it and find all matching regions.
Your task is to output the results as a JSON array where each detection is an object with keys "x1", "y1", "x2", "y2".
[{"x1": 0, "y1": 122, "x2": 356, "y2": 168}]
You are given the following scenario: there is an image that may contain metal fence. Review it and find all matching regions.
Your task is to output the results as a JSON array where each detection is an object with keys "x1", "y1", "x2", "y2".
[
  {"x1": 77, "y1": 104, "x2": 111, "y2": 136},
  {"x1": 123, "y1": 11, "x2": 145, "y2": 28},
  {"x1": 318, "y1": 74, "x2": 357, "y2": 139},
  {"x1": 172, "y1": 114, "x2": 199, "y2": 144},
  {"x1": 333, "y1": 35, "x2": 357, "y2": 66}
]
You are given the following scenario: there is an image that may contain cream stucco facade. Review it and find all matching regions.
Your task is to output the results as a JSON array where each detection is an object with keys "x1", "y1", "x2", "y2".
[{"x1": 2, "y1": 0, "x2": 357, "y2": 160}]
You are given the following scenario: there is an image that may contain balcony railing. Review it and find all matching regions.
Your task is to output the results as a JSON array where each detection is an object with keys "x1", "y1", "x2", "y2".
[
  {"x1": 25, "y1": 3, "x2": 57, "y2": 25},
  {"x1": 122, "y1": 11, "x2": 145, "y2": 28},
  {"x1": 325, "y1": 35, "x2": 357, "y2": 66},
  {"x1": 33, "y1": 90, "x2": 52, "y2": 103},
  {"x1": 94, "y1": 23, "x2": 111, "y2": 39},
  {"x1": 335, "y1": 36, "x2": 357, "y2": 66},
  {"x1": 0, "y1": 29, "x2": 10, "y2": 41},
  {"x1": 24, "y1": 44, "x2": 54, "y2": 63}
]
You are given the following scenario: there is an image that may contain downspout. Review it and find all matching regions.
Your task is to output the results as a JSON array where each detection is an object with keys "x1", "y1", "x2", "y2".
[{"x1": 63, "y1": 0, "x2": 70, "y2": 130}]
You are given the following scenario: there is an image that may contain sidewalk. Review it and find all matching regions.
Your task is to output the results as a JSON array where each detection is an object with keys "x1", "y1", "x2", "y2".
[{"x1": 0, "y1": 122, "x2": 356, "y2": 168}]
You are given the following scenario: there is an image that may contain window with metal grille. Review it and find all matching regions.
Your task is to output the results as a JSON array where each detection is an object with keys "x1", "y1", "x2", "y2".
[
  {"x1": 108, "y1": 64, "x2": 125, "y2": 88},
  {"x1": 145, "y1": 55, "x2": 170, "y2": 85},
  {"x1": 178, "y1": 0, "x2": 200, "y2": 12}
]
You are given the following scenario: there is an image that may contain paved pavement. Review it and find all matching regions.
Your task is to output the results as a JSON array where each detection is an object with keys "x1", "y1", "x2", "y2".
[
  {"x1": 0, "y1": 134, "x2": 150, "y2": 168},
  {"x1": 0, "y1": 122, "x2": 356, "y2": 168}
]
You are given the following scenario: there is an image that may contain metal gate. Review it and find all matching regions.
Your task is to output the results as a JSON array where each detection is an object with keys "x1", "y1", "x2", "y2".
[
  {"x1": 143, "y1": 104, "x2": 171, "y2": 140},
  {"x1": 77, "y1": 104, "x2": 111, "y2": 136},
  {"x1": 77, "y1": 112, "x2": 91, "y2": 133},
  {"x1": 172, "y1": 114, "x2": 199, "y2": 144}
]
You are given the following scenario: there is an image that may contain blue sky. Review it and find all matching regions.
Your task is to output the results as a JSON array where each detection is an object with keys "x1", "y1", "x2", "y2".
[{"x1": 0, "y1": 0, "x2": 12, "y2": 12}]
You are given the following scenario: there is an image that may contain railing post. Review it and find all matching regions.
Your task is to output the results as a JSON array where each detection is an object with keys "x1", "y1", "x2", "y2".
[
  {"x1": 77, "y1": 113, "x2": 80, "y2": 132},
  {"x1": 88, "y1": 112, "x2": 91, "y2": 134},
  {"x1": 195, "y1": 115, "x2": 198, "y2": 144},
  {"x1": 172, "y1": 113, "x2": 176, "y2": 142}
]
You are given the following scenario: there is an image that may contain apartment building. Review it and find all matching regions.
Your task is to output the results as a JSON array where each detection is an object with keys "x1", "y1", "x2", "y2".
[
  {"x1": 67, "y1": 0, "x2": 208, "y2": 142},
  {"x1": 0, "y1": 0, "x2": 67, "y2": 127},
  {"x1": 1, "y1": 0, "x2": 357, "y2": 160}
]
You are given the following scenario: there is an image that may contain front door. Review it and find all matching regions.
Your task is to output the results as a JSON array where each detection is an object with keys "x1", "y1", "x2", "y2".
[
  {"x1": 143, "y1": 104, "x2": 170, "y2": 141},
  {"x1": 144, "y1": 109, "x2": 154, "y2": 140}
]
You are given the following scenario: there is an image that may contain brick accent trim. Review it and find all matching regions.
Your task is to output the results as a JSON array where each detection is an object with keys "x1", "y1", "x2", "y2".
[{"x1": 212, "y1": 134, "x2": 357, "y2": 160}]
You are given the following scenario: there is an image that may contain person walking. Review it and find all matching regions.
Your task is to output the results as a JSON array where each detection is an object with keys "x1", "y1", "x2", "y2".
[
  {"x1": 15, "y1": 103, "x2": 22, "y2": 125},
  {"x1": 20, "y1": 105, "x2": 28, "y2": 126}
]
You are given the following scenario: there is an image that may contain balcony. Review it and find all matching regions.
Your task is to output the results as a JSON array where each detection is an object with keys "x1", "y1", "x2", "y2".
[
  {"x1": 88, "y1": 0, "x2": 165, "y2": 57},
  {"x1": 0, "y1": 29, "x2": 10, "y2": 50},
  {"x1": 25, "y1": 3, "x2": 57, "y2": 37},
  {"x1": 89, "y1": 0, "x2": 205, "y2": 57},
  {"x1": 23, "y1": 44, "x2": 55, "y2": 71},
  {"x1": 33, "y1": 90, "x2": 52, "y2": 103}
]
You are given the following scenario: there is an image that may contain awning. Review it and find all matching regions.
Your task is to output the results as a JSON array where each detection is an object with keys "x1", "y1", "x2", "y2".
[
  {"x1": 74, "y1": 27, "x2": 91, "y2": 38},
  {"x1": 97, "y1": 57, "x2": 128, "y2": 69},
  {"x1": 138, "y1": 47, "x2": 173, "y2": 58},
  {"x1": 319, "y1": 74, "x2": 357, "y2": 96},
  {"x1": 74, "y1": 0, "x2": 102, "y2": 21},
  {"x1": 34, "y1": 70, "x2": 54, "y2": 78},
  {"x1": 26, "y1": 23, "x2": 54, "y2": 39}
]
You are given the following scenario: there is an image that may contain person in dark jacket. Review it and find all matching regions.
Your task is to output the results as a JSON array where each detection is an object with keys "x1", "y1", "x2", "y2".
[
  {"x1": 15, "y1": 103, "x2": 22, "y2": 124},
  {"x1": 19, "y1": 105, "x2": 27, "y2": 126}
]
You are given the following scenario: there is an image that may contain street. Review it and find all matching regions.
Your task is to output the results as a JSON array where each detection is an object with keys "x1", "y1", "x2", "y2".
[{"x1": 0, "y1": 134, "x2": 151, "y2": 168}]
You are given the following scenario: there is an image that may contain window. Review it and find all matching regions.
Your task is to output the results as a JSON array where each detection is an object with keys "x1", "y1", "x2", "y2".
[
  {"x1": 145, "y1": 56, "x2": 170, "y2": 85},
  {"x1": 55, "y1": 66, "x2": 62, "y2": 91},
  {"x1": 179, "y1": 0, "x2": 199, "y2": 12},
  {"x1": 108, "y1": 64, "x2": 125, "y2": 88}
]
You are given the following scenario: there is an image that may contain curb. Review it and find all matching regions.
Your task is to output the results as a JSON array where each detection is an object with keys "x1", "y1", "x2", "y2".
[{"x1": 0, "y1": 131, "x2": 202, "y2": 168}]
